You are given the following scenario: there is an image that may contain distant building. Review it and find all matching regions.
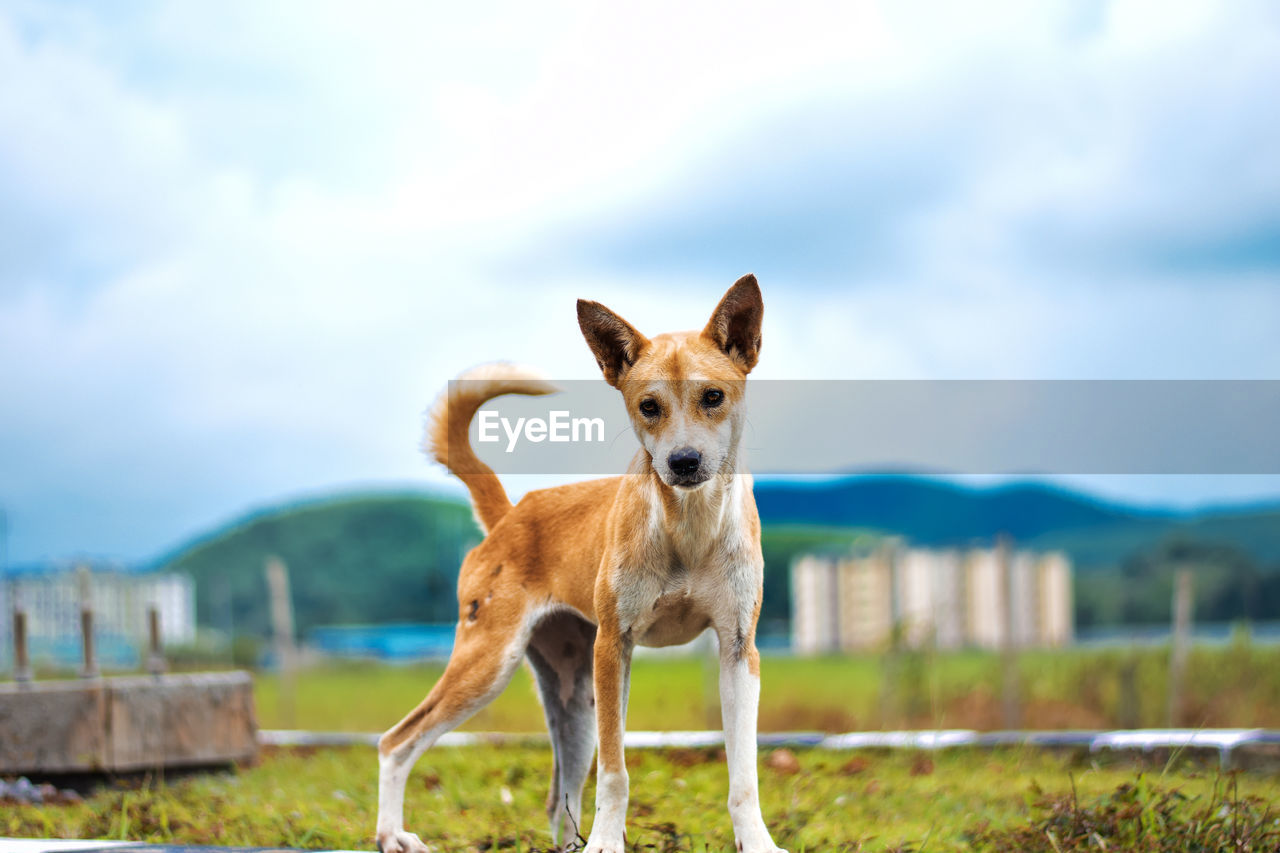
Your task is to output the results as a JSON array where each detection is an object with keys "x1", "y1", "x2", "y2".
[
  {"x1": 792, "y1": 542, "x2": 1073, "y2": 654},
  {"x1": 1, "y1": 562, "x2": 195, "y2": 671}
]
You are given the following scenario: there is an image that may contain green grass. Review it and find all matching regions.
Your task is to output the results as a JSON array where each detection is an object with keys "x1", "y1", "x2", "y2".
[
  {"x1": 5, "y1": 746, "x2": 1279, "y2": 851},
  {"x1": 254, "y1": 644, "x2": 1280, "y2": 734},
  {"x1": 15, "y1": 647, "x2": 1279, "y2": 850}
]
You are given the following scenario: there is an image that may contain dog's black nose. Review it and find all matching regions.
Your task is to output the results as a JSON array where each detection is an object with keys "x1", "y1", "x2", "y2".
[{"x1": 668, "y1": 447, "x2": 701, "y2": 477}]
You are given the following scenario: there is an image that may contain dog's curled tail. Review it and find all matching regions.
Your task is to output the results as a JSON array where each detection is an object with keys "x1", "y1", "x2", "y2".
[{"x1": 424, "y1": 362, "x2": 557, "y2": 533}]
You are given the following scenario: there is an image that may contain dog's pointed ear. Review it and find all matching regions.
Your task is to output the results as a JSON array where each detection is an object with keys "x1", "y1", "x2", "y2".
[
  {"x1": 702, "y1": 273, "x2": 763, "y2": 373},
  {"x1": 577, "y1": 299, "x2": 649, "y2": 387}
]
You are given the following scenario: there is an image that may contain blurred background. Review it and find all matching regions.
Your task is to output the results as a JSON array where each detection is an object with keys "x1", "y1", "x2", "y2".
[{"x1": 2, "y1": 0, "x2": 1279, "y2": 733}]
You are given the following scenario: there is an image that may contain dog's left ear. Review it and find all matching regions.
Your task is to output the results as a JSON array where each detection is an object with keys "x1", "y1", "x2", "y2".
[
  {"x1": 578, "y1": 299, "x2": 650, "y2": 387},
  {"x1": 702, "y1": 273, "x2": 763, "y2": 373}
]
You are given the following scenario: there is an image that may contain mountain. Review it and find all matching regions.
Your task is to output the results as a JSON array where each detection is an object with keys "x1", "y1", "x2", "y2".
[
  {"x1": 754, "y1": 476, "x2": 1152, "y2": 546},
  {"x1": 754, "y1": 477, "x2": 1280, "y2": 571},
  {"x1": 153, "y1": 477, "x2": 1280, "y2": 638},
  {"x1": 156, "y1": 492, "x2": 480, "y2": 639}
]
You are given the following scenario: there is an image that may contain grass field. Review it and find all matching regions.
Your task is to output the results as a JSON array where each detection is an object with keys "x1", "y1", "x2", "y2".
[
  {"x1": 254, "y1": 644, "x2": 1280, "y2": 733},
  {"x1": 9, "y1": 648, "x2": 1280, "y2": 851},
  {"x1": 4, "y1": 746, "x2": 1279, "y2": 851}
]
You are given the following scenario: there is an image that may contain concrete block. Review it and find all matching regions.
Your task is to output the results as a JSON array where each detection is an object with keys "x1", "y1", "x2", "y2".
[
  {"x1": 0, "y1": 679, "x2": 109, "y2": 773},
  {"x1": 0, "y1": 671, "x2": 257, "y2": 774}
]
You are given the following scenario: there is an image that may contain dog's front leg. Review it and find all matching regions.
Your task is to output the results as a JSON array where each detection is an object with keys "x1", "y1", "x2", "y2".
[
  {"x1": 584, "y1": 619, "x2": 633, "y2": 853},
  {"x1": 717, "y1": 625, "x2": 787, "y2": 853}
]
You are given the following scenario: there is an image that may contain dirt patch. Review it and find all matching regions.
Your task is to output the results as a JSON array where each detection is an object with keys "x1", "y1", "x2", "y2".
[
  {"x1": 766, "y1": 748, "x2": 802, "y2": 775},
  {"x1": 663, "y1": 746, "x2": 723, "y2": 767},
  {"x1": 840, "y1": 756, "x2": 871, "y2": 776},
  {"x1": 909, "y1": 753, "x2": 935, "y2": 776}
]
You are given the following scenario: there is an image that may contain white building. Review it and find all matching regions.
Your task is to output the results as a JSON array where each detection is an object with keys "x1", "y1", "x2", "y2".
[
  {"x1": 1, "y1": 562, "x2": 195, "y2": 671},
  {"x1": 792, "y1": 542, "x2": 1073, "y2": 654}
]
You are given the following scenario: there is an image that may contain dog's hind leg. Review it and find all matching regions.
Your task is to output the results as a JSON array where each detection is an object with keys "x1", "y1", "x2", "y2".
[
  {"x1": 527, "y1": 610, "x2": 597, "y2": 850},
  {"x1": 375, "y1": 606, "x2": 532, "y2": 853}
]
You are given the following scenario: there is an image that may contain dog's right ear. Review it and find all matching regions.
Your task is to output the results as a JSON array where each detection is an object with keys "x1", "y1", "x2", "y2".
[
  {"x1": 703, "y1": 273, "x2": 763, "y2": 373},
  {"x1": 577, "y1": 299, "x2": 649, "y2": 387}
]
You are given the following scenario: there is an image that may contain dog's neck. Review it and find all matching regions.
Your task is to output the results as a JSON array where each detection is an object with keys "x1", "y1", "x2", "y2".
[{"x1": 637, "y1": 445, "x2": 748, "y2": 541}]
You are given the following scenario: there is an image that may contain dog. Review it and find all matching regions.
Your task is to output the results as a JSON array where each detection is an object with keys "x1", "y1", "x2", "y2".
[{"x1": 375, "y1": 274, "x2": 785, "y2": 853}]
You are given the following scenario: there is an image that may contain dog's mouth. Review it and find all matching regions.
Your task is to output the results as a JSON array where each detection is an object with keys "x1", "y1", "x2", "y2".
[{"x1": 668, "y1": 472, "x2": 711, "y2": 489}]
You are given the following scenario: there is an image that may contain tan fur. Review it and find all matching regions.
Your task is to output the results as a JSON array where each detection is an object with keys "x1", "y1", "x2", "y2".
[{"x1": 377, "y1": 275, "x2": 785, "y2": 853}]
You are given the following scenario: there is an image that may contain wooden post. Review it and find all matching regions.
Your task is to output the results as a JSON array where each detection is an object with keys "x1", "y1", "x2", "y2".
[
  {"x1": 266, "y1": 556, "x2": 297, "y2": 728},
  {"x1": 998, "y1": 535, "x2": 1021, "y2": 730},
  {"x1": 880, "y1": 540, "x2": 902, "y2": 728},
  {"x1": 146, "y1": 605, "x2": 167, "y2": 676},
  {"x1": 12, "y1": 607, "x2": 31, "y2": 683},
  {"x1": 1167, "y1": 568, "x2": 1193, "y2": 727},
  {"x1": 78, "y1": 566, "x2": 98, "y2": 679},
  {"x1": 214, "y1": 573, "x2": 234, "y2": 664},
  {"x1": 1117, "y1": 653, "x2": 1140, "y2": 729},
  {"x1": 703, "y1": 629, "x2": 721, "y2": 730}
]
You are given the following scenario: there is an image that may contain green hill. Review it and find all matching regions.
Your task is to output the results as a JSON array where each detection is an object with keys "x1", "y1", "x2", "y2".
[
  {"x1": 157, "y1": 492, "x2": 481, "y2": 639},
  {"x1": 1025, "y1": 508, "x2": 1280, "y2": 572}
]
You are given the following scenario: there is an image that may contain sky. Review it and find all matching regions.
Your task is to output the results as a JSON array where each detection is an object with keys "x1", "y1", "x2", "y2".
[{"x1": 1, "y1": 0, "x2": 1278, "y2": 565}]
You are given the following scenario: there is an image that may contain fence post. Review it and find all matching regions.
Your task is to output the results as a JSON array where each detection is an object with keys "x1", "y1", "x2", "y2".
[
  {"x1": 880, "y1": 541, "x2": 902, "y2": 728},
  {"x1": 147, "y1": 605, "x2": 167, "y2": 676},
  {"x1": 1117, "y1": 653, "x2": 1140, "y2": 729},
  {"x1": 703, "y1": 629, "x2": 721, "y2": 730},
  {"x1": 78, "y1": 565, "x2": 98, "y2": 679},
  {"x1": 998, "y1": 535, "x2": 1021, "y2": 730},
  {"x1": 12, "y1": 605, "x2": 31, "y2": 683},
  {"x1": 266, "y1": 556, "x2": 297, "y2": 728},
  {"x1": 1167, "y1": 568, "x2": 1193, "y2": 727}
]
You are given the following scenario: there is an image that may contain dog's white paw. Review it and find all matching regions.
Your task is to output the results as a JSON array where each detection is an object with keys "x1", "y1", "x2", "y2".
[
  {"x1": 376, "y1": 829, "x2": 432, "y2": 853},
  {"x1": 734, "y1": 838, "x2": 788, "y2": 853},
  {"x1": 583, "y1": 838, "x2": 625, "y2": 853}
]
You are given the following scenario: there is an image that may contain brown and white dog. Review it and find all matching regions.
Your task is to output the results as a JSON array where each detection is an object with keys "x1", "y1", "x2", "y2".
[{"x1": 375, "y1": 274, "x2": 786, "y2": 853}]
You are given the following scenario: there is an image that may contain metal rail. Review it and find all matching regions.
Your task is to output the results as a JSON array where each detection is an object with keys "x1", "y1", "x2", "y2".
[{"x1": 260, "y1": 727, "x2": 1280, "y2": 769}]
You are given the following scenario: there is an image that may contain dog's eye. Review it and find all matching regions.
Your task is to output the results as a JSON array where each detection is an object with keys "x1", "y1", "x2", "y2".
[
  {"x1": 701, "y1": 388, "x2": 724, "y2": 408},
  {"x1": 639, "y1": 399, "x2": 661, "y2": 417}
]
